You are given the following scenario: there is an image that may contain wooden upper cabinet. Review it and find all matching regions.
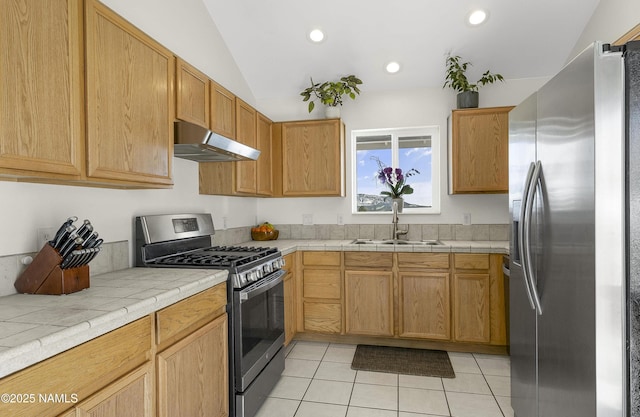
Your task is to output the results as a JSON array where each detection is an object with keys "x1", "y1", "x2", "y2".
[
  {"x1": 210, "y1": 81, "x2": 236, "y2": 138},
  {"x1": 176, "y1": 58, "x2": 210, "y2": 128},
  {"x1": 273, "y1": 119, "x2": 345, "y2": 197},
  {"x1": 85, "y1": 0, "x2": 174, "y2": 186},
  {"x1": 234, "y1": 98, "x2": 257, "y2": 194},
  {"x1": 449, "y1": 106, "x2": 513, "y2": 194},
  {"x1": 256, "y1": 112, "x2": 273, "y2": 196},
  {"x1": 0, "y1": 0, "x2": 84, "y2": 178}
]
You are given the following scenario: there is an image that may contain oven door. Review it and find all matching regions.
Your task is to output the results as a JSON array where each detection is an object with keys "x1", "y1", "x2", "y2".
[{"x1": 233, "y1": 269, "x2": 286, "y2": 392}]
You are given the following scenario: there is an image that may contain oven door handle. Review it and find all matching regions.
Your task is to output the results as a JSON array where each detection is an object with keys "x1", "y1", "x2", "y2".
[{"x1": 239, "y1": 269, "x2": 286, "y2": 303}]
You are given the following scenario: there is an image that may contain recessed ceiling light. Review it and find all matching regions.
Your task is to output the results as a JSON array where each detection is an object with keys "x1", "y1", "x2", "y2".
[
  {"x1": 309, "y1": 29, "x2": 325, "y2": 43},
  {"x1": 468, "y1": 9, "x2": 488, "y2": 26},
  {"x1": 386, "y1": 61, "x2": 401, "y2": 74}
]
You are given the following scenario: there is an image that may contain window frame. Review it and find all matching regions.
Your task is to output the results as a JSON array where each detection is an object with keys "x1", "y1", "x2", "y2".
[{"x1": 351, "y1": 125, "x2": 441, "y2": 215}]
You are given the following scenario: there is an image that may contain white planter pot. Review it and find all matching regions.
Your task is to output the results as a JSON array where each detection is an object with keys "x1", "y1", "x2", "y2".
[{"x1": 325, "y1": 106, "x2": 341, "y2": 119}]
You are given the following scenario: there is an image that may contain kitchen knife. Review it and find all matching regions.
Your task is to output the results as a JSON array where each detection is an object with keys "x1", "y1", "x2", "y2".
[
  {"x1": 86, "y1": 238, "x2": 103, "y2": 249},
  {"x1": 83, "y1": 232, "x2": 98, "y2": 249},
  {"x1": 60, "y1": 236, "x2": 83, "y2": 259},
  {"x1": 60, "y1": 249, "x2": 83, "y2": 269},
  {"x1": 51, "y1": 216, "x2": 78, "y2": 245},
  {"x1": 76, "y1": 220, "x2": 92, "y2": 240},
  {"x1": 54, "y1": 225, "x2": 76, "y2": 250},
  {"x1": 84, "y1": 246, "x2": 101, "y2": 266}
]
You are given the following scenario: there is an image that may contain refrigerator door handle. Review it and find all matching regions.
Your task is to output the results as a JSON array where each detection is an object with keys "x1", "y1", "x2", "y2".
[
  {"x1": 523, "y1": 160, "x2": 543, "y2": 315},
  {"x1": 519, "y1": 162, "x2": 537, "y2": 311}
]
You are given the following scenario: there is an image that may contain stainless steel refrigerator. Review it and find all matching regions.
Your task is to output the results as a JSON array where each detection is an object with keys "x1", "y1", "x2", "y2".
[{"x1": 509, "y1": 40, "x2": 640, "y2": 417}]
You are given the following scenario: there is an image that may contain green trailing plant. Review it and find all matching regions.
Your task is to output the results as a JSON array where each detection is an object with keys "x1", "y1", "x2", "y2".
[
  {"x1": 300, "y1": 75, "x2": 363, "y2": 113},
  {"x1": 443, "y1": 54, "x2": 504, "y2": 93}
]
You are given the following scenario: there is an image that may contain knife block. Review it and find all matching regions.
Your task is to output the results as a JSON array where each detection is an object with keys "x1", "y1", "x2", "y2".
[{"x1": 14, "y1": 243, "x2": 90, "y2": 295}]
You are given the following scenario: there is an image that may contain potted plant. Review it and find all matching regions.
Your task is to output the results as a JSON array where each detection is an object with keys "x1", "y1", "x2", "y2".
[
  {"x1": 300, "y1": 75, "x2": 363, "y2": 117},
  {"x1": 443, "y1": 54, "x2": 504, "y2": 108},
  {"x1": 372, "y1": 156, "x2": 420, "y2": 213}
]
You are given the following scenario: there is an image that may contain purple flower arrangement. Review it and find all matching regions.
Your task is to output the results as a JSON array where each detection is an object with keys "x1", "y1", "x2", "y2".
[{"x1": 372, "y1": 156, "x2": 420, "y2": 198}]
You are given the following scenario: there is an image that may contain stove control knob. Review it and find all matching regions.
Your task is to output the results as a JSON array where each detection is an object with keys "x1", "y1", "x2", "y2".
[
  {"x1": 251, "y1": 270, "x2": 260, "y2": 281},
  {"x1": 264, "y1": 263, "x2": 273, "y2": 274},
  {"x1": 256, "y1": 268, "x2": 264, "y2": 279}
]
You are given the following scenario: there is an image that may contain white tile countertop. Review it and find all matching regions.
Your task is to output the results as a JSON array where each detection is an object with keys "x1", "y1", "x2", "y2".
[
  {"x1": 239, "y1": 239, "x2": 509, "y2": 256},
  {"x1": 0, "y1": 267, "x2": 227, "y2": 379}
]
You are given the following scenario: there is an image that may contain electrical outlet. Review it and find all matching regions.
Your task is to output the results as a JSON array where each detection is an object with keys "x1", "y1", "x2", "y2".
[
  {"x1": 302, "y1": 214, "x2": 313, "y2": 225},
  {"x1": 222, "y1": 217, "x2": 228, "y2": 230},
  {"x1": 337, "y1": 214, "x2": 344, "y2": 225},
  {"x1": 37, "y1": 227, "x2": 56, "y2": 249},
  {"x1": 463, "y1": 213, "x2": 472, "y2": 226}
]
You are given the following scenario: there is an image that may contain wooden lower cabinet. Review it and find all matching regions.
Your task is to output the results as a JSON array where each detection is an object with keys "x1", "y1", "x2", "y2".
[
  {"x1": 157, "y1": 313, "x2": 228, "y2": 417},
  {"x1": 294, "y1": 251, "x2": 508, "y2": 352},
  {"x1": 283, "y1": 253, "x2": 297, "y2": 345},
  {"x1": 345, "y1": 270, "x2": 394, "y2": 336},
  {"x1": 300, "y1": 251, "x2": 343, "y2": 334},
  {"x1": 398, "y1": 272, "x2": 451, "y2": 340},
  {"x1": 303, "y1": 302, "x2": 342, "y2": 333},
  {"x1": 76, "y1": 363, "x2": 153, "y2": 417},
  {"x1": 452, "y1": 273, "x2": 491, "y2": 343}
]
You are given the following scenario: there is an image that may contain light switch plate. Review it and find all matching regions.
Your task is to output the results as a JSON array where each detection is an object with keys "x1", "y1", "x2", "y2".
[
  {"x1": 37, "y1": 227, "x2": 56, "y2": 250},
  {"x1": 302, "y1": 214, "x2": 313, "y2": 225}
]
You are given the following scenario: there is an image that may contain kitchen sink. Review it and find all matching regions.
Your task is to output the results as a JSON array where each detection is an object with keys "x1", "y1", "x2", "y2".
[{"x1": 350, "y1": 239, "x2": 443, "y2": 245}]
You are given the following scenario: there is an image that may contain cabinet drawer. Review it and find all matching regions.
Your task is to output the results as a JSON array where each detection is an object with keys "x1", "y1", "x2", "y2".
[
  {"x1": 156, "y1": 283, "x2": 227, "y2": 350},
  {"x1": 454, "y1": 254, "x2": 490, "y2": 270},
  {"x1": 0, "y1": 316, "x2": 151, "y2": 417},
  {"x1": 303, "y1": 251, "x2": 341, "y2": 266},
  {"x1": 303, "y1": 302, "x2": 342, "y2": 333},
  {"x1": 397, "y1": 253, "x2": 450, "y2": 269},
  {"x1": 344, "y1": 252, "x2": 392, "y2": 269},
  {"x1": 303, "y1": 269, "x2": 341, "y2": 299}
]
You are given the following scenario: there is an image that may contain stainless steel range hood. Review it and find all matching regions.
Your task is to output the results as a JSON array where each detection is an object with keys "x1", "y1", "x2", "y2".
[{"x1": 174, "y1": 120, "x2": 260, "y2": 162}]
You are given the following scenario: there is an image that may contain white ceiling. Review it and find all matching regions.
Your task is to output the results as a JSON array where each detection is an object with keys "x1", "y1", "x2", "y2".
[{"x1": 202, "y1": 0, "x2": 600, "y2": 101}]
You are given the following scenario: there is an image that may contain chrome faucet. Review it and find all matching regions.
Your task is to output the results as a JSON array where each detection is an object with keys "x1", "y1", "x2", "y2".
[{"x1": 392, "y1": 201, "x2": 408, "y2": 241}]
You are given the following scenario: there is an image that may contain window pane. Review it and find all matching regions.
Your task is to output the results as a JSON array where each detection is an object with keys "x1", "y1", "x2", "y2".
[
  {"x1": 398, "y1": 135, "x2": 432, "y2": 208},
  {"x1": 356, "y1": 135, "x2": 391, "y2": 212}
]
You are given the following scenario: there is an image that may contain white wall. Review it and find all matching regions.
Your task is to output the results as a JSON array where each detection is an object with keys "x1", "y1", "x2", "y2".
[
  {"x1": 256, "y1": 77, "x2": 548, "y2": 225},
  {"x1": 568, "y1": 0, "x2": 640, "y2": 61},
  {"x1": 0, "y1": 0, "x2": 259, "y2": 256}
]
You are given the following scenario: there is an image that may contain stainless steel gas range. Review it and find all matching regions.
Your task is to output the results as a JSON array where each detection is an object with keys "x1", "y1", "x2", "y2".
[{"x1": 134, "y1": 213, "x2": 285, "y2": 417}]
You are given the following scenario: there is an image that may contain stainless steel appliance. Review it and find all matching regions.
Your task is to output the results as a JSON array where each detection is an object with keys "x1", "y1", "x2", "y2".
[
  {"x1": 134, "y1": 213, "x2": 285, "y2": 417},
  {"x1": 174, "y1": 120, "x2": 261, "y2": 162},
  {"x1": 509, "y1": 41, "x2": 640, "y2": 417}
]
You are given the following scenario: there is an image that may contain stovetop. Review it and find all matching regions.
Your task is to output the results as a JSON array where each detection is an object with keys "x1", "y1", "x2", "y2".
[{"x1": 150, "y1": 246, "x2": 280, "y2": 268}]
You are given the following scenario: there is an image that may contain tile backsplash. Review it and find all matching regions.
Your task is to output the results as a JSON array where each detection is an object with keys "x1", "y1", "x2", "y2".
[{"x1": 0, "y1": 224, "x2": 508, "y2": 297}]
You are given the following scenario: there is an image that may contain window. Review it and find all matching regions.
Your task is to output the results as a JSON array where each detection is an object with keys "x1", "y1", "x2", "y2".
[{"x1": 352, "y1": 126, "x2": 440, "y2": 214}]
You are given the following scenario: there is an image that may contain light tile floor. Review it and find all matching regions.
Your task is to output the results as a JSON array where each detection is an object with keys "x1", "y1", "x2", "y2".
[{"x1": 256, "y1": 340, "x2": 513, "y2": 417}]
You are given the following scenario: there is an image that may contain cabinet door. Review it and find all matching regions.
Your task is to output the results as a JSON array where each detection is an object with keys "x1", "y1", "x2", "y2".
[
  {"x1": 256, "y1": 112, "x2": 273, "y2": 196},
  {"x1": 210, "y1": 80, "x2": 236, "y2": 138},
  {"x1": 280, "y1": 119, "x2": 344, "y2": 196},
  {"x1": 176, "y1": 58, "x2": 209, "y2": 128},
  {"x1": 0, "y1": 0, "x2": 83, "y2": 177},
  {"x1": 85, "y1": 0, "x2": 174, "y2": 186},
  {"x1": 76, "y1": 363, "x2": 153, "y2": 417},
  {"x1": 345, "y1": 271, "x2": 393, "y2": 336},
  {"x1": 450, "y1": 106, "x2": 512, "y2": 194},
  {"x1": 452, "y1": 273, "x2": 491, "y2": 343},
  {"x1": 235, "y1": 99, "x2": 257, "y2": 194},
  {"x1": 284, "y1": 271, "x2": 296, "y2": 345},
  {"x1": 399, "y1": 272, "x2": 451, "y2": 340},
  {"x1": 157, "y1": 314, "x2": 228, "y2": 417}
]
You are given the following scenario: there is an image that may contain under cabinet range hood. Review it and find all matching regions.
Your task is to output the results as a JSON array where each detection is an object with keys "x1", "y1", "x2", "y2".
[{"x1": 173, "y1": 120, "x2": 260, "y2": 162}]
